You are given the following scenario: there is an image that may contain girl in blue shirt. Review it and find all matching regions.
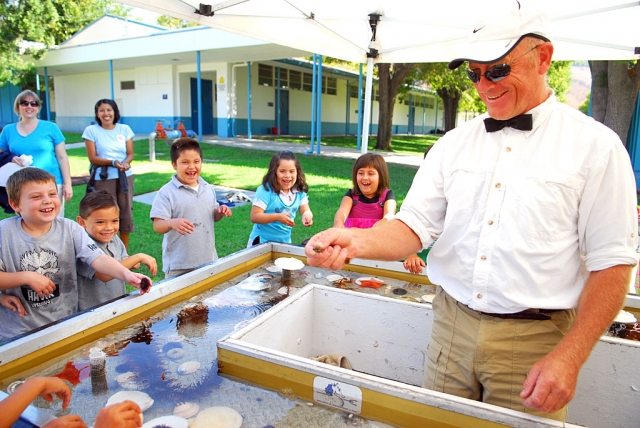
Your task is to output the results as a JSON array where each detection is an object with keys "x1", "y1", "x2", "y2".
[{"x1": 248, "y1": 151, "x2": 313, "y2": 245}]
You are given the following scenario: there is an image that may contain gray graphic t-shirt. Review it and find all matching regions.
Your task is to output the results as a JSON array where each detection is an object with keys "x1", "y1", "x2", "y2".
[{"x1": 0, "y1": 217, "x2": 103, "y2": 340}]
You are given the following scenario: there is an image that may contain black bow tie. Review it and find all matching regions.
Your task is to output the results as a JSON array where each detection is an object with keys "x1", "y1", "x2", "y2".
[{"x1": 484, "y1": 114, "x2": 533, "y2": 132}]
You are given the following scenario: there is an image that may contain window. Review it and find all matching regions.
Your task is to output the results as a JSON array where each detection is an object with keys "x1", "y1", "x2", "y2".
[
  {"x1": 258, "y1": 64, "x2": 273, "y2": 87},
  {"x1": 303, "y1": 72, "x2": 313, "y2": 92},
  {"x1": 120, "y1": 81, "x2": 135, "y2": 90},
  {"x1": 289, "y1": 70, "x2": 302, "y2": 90},
  {"x1": 325, "y1": 77, "x2": 337, "y2": 95},
  {"x1": 349, "y1": 83, "x2": 360, "y2": 98},
  {"x1": 276, "y1": 68, "x2": 288, "y2": 88}
]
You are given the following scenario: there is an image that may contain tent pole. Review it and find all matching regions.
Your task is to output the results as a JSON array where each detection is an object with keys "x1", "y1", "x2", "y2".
[
  {"x1": 307, "y1": 54, "x2": 317, "y2": 155},
  {"x1": 356, "y1": 64, "x2": 363, "y2": 151},
  {"x1": 316, "y1": 54, "x2": 323, "y2": 155},
  {"x1": 361, "y1": 57, "x2": 374, "y2": 154}
]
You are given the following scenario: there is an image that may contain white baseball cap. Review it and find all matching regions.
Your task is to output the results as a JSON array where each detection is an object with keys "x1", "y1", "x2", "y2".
[{"x1": 448, "y1": 1, "x2": 551, "y2": 70}]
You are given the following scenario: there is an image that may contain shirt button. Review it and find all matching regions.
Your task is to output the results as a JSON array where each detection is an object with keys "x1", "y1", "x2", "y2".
[
  {"x1": 488, "y1": 220, "x2": 494, "y2": 225},
  {"x1": 495, "y1": 183, "x2": 501, "y2": 189},
  {"x1": 632, "y1": 233, "x2": 636, "y2": 238},
  {"x1": 480, "y1": 255, "x2": 487, "y2": 261},
  {"x1": 477, "y1": 294, "x2": 483, "y2": 299},
  {"x1": 506, "y1": 147, "x2": 512, "y2": 152}
]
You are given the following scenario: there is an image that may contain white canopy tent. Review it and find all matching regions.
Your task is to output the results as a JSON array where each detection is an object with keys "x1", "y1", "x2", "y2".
[{"x1": 118, "y1": 0, "x2": 640, "y2": 151}]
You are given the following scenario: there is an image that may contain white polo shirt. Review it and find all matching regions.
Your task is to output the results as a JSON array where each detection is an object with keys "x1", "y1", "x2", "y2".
[{"x1": 396, "y1": 94, "x2": 638, "y2": 313}]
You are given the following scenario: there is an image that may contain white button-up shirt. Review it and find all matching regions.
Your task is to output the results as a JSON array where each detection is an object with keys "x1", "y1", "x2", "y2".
[{"x1": 396, "y1": 94, "x2": 638, "y2": 313}]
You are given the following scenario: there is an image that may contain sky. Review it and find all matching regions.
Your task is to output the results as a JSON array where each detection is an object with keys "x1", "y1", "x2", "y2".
[{"x1": 126, "y1": 6, "x2": 162, "y2": 25}]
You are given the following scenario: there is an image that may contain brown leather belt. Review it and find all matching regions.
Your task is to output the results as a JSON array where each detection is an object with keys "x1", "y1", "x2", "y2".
[{"x1": 479, "y1": 308, "x2": 563, "y2": 321}]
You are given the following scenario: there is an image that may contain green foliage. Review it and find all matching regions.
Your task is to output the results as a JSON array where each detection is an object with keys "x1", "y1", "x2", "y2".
[
  {"x1": 579, "y1": 91, "x2": 590, "y2": 115},
  {"x1": 156, "y1": 15, "x2": 200, "y2": 29},
  {"x1": 547, "y1": 61, "x2": 572, "y2": 103},
  {"x1": 0, "y1": 0, "x2": 130, "y2": 87}
]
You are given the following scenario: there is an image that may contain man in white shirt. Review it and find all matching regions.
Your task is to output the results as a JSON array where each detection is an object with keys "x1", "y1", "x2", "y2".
[{"x1": 305, "y1": 3, "x2": 638, "y2": 422}]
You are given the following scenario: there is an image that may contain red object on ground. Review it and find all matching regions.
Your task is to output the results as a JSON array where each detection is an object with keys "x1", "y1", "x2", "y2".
[
  {"x1": 358, "y1": 279, "x2": 385, "y2": 289},
  {"x1": 155, "y1": 121, "x2": 167, "y2": 139},
  {"x1": 53, "y1": 360, "x2": 91, "y2": 385},
  {"x1": 177, "y1": 121, "x2": 187, "y2": 137}
]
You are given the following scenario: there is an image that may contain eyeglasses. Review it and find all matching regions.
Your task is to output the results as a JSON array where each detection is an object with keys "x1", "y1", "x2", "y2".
[
  {"x1": 466, "y1": 45, "x2": 541, "y2": 84},
  {"x1": 19, "y1": 100, "x2": 39, "y2": 107}
]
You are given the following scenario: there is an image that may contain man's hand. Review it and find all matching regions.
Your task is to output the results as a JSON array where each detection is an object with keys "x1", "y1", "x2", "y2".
[
  {"x1": 520, "y1": 351, "x2": 579, "y2": 413},
  {"x1": 304, "y1": 228, "x2": 358, "y2": 270}
]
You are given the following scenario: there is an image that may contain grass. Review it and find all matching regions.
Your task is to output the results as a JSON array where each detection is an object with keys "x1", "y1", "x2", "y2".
[
  {"x1": 1, "y1": 138, "x2": 421, "y2": 285},
  {"x1": 63, "y1": 132, "x2": 84, "y2": 144},
  {"x1": 257, "y1": 134, "x2": 440, "y2": 156}
]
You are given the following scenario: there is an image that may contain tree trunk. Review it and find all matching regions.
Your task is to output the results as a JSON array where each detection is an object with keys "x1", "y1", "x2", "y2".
[
  {"x1": 436, "y1": 88, "x2": 461, "y2": 133},
  {"x1": 375, "y1": 63, "x2": 415, "y2": 151},
  {"x1": 589, "y1": 60, "x2": 640, "y2": 144}
]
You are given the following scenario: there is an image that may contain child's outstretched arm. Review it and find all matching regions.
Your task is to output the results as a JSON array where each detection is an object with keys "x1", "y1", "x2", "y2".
[
  {"x1": 250, "y1": 205, "x2": 295, "y2": 227},
  {"x1": 0, "y1": 377, "x2": 76, "y2": 428},
  {"x1": 333, "y1": 196, "x2": 353, "y2": 228},
  {"x1": 382, "y1": 198, "x2": 397, "y2": 221},
  {"x1": 0, "y1": 271, "x2": 56, "y2": 298},
  {"x1": 94, "y1": 253, "x2": 158, "y2": 283},
  {"x1": 0, "y1": 294, "x2": 27, "y2": 318},
  {"x1": 403, "y1": 253, "x2": 426, "y2": 275},
  {"x1": 214, "y1": 204, "x2": 232, "y2": 222},
  {"x1": 90, "y1": 256, "x2": 152, "y2": 295},
  {"x1": 152, "y1": 217, "x2": 195, "y2": 236},
  {"x1": 300, "y1": 204, "x2": 313, "y2": 227}
]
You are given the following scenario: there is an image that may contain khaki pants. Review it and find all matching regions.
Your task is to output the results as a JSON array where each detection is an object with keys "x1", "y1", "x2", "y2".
[{"x1": 424, "y1": 287, "x2": 576, "y2": 421}]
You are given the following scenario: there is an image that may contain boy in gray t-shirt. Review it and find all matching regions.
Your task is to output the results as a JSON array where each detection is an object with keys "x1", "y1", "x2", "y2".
[
  {"x1": 150, "y1": 138, "x2": 232, "y2": 277},
  {"x1": 0, "y1": 168, "x2": 152, "y2": 340},
  {"x1": 76, "y1": 190, "x2": 157, "y2": 311}
]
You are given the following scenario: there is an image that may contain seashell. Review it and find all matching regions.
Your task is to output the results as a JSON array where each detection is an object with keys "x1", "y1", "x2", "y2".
[
  {"x1": 106, "y1": 390, "x2": 154, "y2": 412},
  {"x1": 265, "y1": 265, "x2": 281, "y2": 273},
  {"x1": 191, "y1": 407, "x2": 242, "y2": 428},
  {"x1": 116, "y1": 372, "x2": 148, "y2": 391},
  {"x1": 277, "y1": 286, "x2": 298, "y2": 296},
  {"x1": 274, "y1": 257, "x2": 304, "y2": 271},
  {"x1": 614, "y1": 309, "x2": 637, "y2": 324},
  {"x1": 326, "y1": 274, "x2": 344, "y2": 282},
  {"x1": 177, "y1": 361, "x2": 201, "y2": 375},
  {"x1": 166, "y1": 348, "x2": 185, "y2": 360},
  {"x1": 173, "y1": 402, "x2": 200, "y2": 419},
  {"x1": 421, "y1": 294, "x2": 435, "y2": 303},
  {"x1": 142, "y1": 415, "x2": 189, "y2": 428}
]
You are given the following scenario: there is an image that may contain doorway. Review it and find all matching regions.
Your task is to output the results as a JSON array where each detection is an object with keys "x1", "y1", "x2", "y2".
[
  {"x1": 276, "y1": 89, "x2": 290, "y2": 135},
  {"x1": 190, "y1": 78, "x2": 213, "y2": 134}
]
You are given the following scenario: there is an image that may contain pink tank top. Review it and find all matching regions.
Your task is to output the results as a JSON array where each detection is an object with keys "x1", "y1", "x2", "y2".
[{"x1": 344, "y1": 189, "x2": 389, "y2": 229}]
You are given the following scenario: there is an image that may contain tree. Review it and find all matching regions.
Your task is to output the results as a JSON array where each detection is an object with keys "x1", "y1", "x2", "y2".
[
  {"x1": 0, "y1": 0, "x2": 129, "y2": 87},
  {"x1": 375, "y1": 63, "x2": 415, "y2": 150},
  {"x1": 589, "y1": 60, "x2": 640, "y2": 144},
  {"x1": 157, "y1": 15, "x2": 200, "y2": 29},
  {"x1": 547, "y1": 61, "x2": 572, "y2": 103}
]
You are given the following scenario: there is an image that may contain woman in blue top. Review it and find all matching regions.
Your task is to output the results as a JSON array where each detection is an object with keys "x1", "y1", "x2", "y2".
[
  {"x1": 248, "y1": 151, "x2": 313, "y2": 246},
  {"x1": 82, "y1": 99, "x2": 135, "y2": 249},
  {"x1": 0, "y1": 90, "x2": 72, "y2": 215}
]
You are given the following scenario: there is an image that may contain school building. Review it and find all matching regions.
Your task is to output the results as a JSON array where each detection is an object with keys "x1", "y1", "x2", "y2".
[{"x1": 25, "y1": 15, "x2": 452, "y2": 138}]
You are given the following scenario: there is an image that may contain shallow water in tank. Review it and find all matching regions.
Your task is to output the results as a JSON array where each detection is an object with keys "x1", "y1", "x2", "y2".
[{"x1": 7, "y1": 262, "x2": 436, "y2": 427}]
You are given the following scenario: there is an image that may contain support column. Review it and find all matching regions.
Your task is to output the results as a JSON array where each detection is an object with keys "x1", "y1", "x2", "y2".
[
  {"x1": 216, "y1": 64, "x2": 230, "y2": 138},
  {"x1": 44, "y1": 67, "x2": 51, "y2": 121},
  {"x1": 247, "y1": 61, "x2": 252, "y2": 139},
  {"x1": 109, "y1": 60, "x2": 114, "y2": 100},
  {"x1": 197, "y1": 51, "x2": 203, "y2": 142},
  {"x1": 356, "y1": 64, "x2": 363, "y2": 150}
]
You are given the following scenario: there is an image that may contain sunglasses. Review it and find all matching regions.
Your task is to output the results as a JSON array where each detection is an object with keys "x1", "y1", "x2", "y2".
[
  {"x1": 466, "y1": 45, "x2": 541, "y2": 84},
  {"x1": 19, "y1": 100, "x2": 39, "y2": 107}
]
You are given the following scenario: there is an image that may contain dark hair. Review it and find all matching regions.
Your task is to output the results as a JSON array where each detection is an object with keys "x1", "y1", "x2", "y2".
[
  {"x1": 6, "y1": 167, "x2": 56, "y2": 205},
  {"x1": 351, "y1": 153, "x2": 390, "y2": 197},
  {"x1": 79, "y1": 190, "x2": 118, "y2": 219},
  {"x1": 94, "y1": 99, "x2": 121, "y2": 126},
  {"x1": 262, "y1": 151, "x2": 308, "y2": 193},
  {"x1": 170, "y1": 137, "x2": 203, "y2": 163}
]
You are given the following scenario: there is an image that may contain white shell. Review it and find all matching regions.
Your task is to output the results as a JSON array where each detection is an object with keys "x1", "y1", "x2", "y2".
[
  {"x1": 106, "y1": 390, "x2": 154, "y2": 412},
  {"x1": 421, "y1": 294, "x2": 435, "y2": 303},
  {"x1": 326, "y1": 274, "x2": 344, "y2": 282},
  {"x1": 173, "y1": 402, "x2": 200, "y2": 419},
  {"x1": 177, "y1": 361, "x2": 201, "y2": 375},
  {"x1": 166, "y1": 348, "x2": 185, "y2": 360},
  {"x1": 277, "y1": 286, "x2": 298, "y2": 296},
  {"x1": 614, "y1": 309, "x2": 637, "y2": 324},
  {"x1": 274, "y1": 257, "x2": 304, "y2": 271},
  {"x1": 191, "y1": 407, "x2": 242, "y2": 428},
  {"x1": 265, "y1": 265, "x2": 281, "y2": 273},
  {"x1": 142, "y1": 415, "x2": 189, "y2": 428}
]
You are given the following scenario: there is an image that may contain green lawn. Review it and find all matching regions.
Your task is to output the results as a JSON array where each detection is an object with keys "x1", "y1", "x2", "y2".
[
  {"x1": 256, "y1": 134, "x2": 439, "y2": 156},
  {"x1": 2, "y1": 138, "x2": 421, "y2": 285}
]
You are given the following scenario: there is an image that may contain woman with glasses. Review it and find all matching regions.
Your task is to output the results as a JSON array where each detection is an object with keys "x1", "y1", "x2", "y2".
[
  {"x1": 82, "y1": 99, "x2": 135, "y2": 250},
  {"x1": 0, "y1": 90, "x2": 72, "y2": 216}
]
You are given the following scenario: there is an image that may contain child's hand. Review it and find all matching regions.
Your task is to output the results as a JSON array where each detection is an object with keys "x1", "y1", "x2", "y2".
[
  {"x1": 25, "y1": 272, "x2": 56, "y2": 298},
  {"x1": 43, "y1": 414, "x2": 87, "y2": 428},
  {"x1": 171, "y1": 218, "x2": 195, "y2": 235},
  {"x1": 125, "y1": 273, "x2": 152, "y2": 295},
  {"x1": 277, "y1": 212, "x2": 295, "y2": 227},
  {"x1": 302, "y1": 212, "x2": 313, "y2": 227},
  {"x1": 31, "y1": 377, "x2": 73, "y2": 408},
  {"x1": 134, "y1": 254, "x2": 158, "y2": 276},
  {"x1": 94, "y1": 401, "x2": 142, "y2": 428},
  {"x1": 403, "y1": 254, "x2": 426, "y2": 275},
  {"x1": 0, "y1": 294, "x2": 27, "y2": 318},
  {"x1": 217, "y1": 205, "x2": 232, "y2": 217}
]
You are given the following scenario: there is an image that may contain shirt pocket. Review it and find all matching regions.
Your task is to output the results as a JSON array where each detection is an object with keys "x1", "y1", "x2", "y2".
[
  {"x1": 513, "y1": 171, "x2": 583, "y2": 242},
  {"x1": 444, "y1": 169, "x2": 489, "y2": 226}
]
